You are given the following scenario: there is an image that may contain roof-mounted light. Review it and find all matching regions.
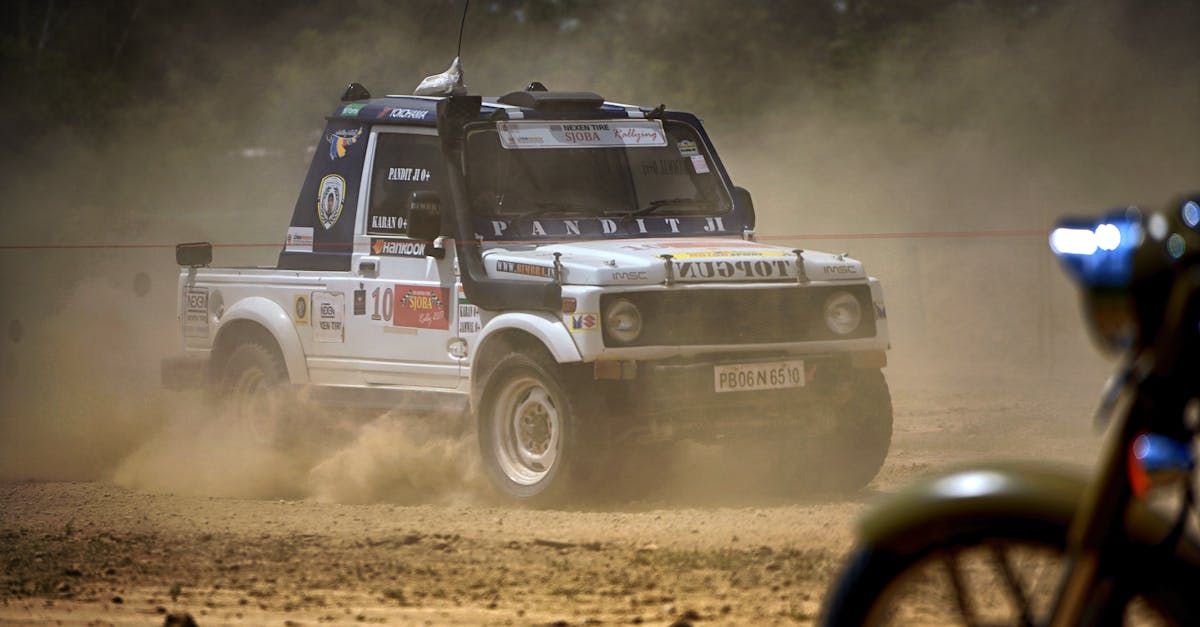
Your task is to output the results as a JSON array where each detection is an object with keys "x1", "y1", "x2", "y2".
[{"x1": 341, "y1": 82, "x2": 371, "y2": 102}]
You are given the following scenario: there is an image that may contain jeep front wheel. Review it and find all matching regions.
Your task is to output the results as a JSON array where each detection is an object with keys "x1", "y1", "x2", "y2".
[
  {"x1": 477, "y1": 352, "x2": 587, "y2": 503},
  {"x1": 817, "y1": 367, "x2": 893, "y2": 492}
]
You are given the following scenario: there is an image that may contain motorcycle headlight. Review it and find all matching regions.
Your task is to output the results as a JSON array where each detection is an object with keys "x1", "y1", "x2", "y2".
[
  {"x1": 1049, "y1": 213, "x2": 1141, "y2": 289},
  {"x1": 604, "y1": 298, "x2": 643, "y2": 344},
  {"x1": 824, "y1": 291, "x2": 862, "y2": 336},
  {"x1": 1051, "y1": 210, "x2": 1143, "y2": 353}
]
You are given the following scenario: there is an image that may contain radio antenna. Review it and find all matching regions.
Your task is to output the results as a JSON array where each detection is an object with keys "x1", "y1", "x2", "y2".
[{"x1": 457, "y1": 0, "x2": 470, "y2": 59}]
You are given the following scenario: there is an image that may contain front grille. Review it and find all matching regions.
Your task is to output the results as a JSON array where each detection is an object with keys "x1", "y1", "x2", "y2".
[{"x1": 600, "y1": 285, "x2": 876, "y2": 347}]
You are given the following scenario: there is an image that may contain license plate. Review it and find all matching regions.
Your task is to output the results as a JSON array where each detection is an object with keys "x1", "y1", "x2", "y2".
[{"x1": 714, "y1": 359, "x2": 805, "y2": 393}]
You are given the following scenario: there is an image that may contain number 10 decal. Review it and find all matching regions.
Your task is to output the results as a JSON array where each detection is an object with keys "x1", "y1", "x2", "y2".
[
  {"x1": 370, "y1": 285, "x2": 451, "y2": 330},
  {"x1": 371, "y1": 286, "x2": 394, "y2": 321}
]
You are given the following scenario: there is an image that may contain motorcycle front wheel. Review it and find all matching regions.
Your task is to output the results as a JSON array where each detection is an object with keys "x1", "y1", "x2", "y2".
[{"x1": 820, "y1": 515, "x2": 1165, "y2": 626}]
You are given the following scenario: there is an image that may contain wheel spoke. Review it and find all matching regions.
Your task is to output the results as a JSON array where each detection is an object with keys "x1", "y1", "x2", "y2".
[
  {"x1": 989, "y1": 543, "x2": 1035, "y2": 627},
  {"x1": 942, "y1": 550, "x2": 981, "y2": 627}
]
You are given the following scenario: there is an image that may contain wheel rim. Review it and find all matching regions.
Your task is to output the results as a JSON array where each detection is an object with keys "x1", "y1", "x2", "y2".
[
  {"x1": 233, "y1": 367, "x2": 277, "y2": 444},
  {"x1": 491, "y1": 374, "x2": 561, "y2": 486}
]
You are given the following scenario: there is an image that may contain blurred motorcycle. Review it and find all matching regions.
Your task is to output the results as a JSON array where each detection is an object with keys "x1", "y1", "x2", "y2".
[{"x1": 821, "y1": 194, "x2": 1200, "y2": 625}]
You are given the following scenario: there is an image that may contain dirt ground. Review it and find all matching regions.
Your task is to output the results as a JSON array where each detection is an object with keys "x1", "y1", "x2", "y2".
[{"x1": 0, "y1": 370, "x2": 1108, "y2": 626}]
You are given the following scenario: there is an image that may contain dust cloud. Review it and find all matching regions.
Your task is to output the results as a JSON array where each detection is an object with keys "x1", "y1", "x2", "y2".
[
  {"x1": 716, "y1": 0, "x2": 1197, "y2": 390},
  {"x1": 306, "y1": 413, "x2": 486, "y2": 505},
  {"x1": 0, "y1": 0, "x2": 1195, "y2": 500},
  {"x1": 0, "y1": 271, "x2": 486, "y2": 504},
  {"x1": 111, "y1": 400, "x2": 489, "y2": 505}
]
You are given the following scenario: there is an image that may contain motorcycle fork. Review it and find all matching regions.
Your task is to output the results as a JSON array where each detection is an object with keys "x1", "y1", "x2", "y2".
[{"x1": 1049, "y1": 393, "x2": 1144, "y2": 626}]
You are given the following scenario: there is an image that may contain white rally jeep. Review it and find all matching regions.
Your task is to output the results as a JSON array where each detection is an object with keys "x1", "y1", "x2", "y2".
[{"x1": 164, "y1": 79, "x2": 892, "y2": 503}]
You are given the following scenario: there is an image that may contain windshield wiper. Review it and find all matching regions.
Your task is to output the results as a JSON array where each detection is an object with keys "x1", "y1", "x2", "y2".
[
  {"x1": 622, "y1": 197, "x2": 710, "y2": 221},
  {"x1": 515, "y1": 202, "x2": 630, "y2": 221}
]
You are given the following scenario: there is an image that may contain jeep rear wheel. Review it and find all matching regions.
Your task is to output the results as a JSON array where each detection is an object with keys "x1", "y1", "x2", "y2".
[
  {"x1": 219, "y1": 341, "x2": 289, "y2": 447},
  {"x1": 477, "y1": 352, "x2": 589, "y2": 504}
]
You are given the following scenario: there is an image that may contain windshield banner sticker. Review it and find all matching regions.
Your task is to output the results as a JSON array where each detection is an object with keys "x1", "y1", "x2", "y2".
[
  {"x1": 394, "y1": 285, "x2": 450, "y2": 330},
  {"x1": 317, "y1": 174, "x2": 346, "y2": 230},
  {"x1": 496, "y1": 120, "x2": 667, "y2": 150},
  {"x1": 481, "y1": 216, "x2": 729, "y2": 240}
]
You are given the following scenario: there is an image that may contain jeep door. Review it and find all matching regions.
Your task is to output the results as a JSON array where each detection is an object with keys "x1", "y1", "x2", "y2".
[{"x1": 309, "y1": 126, "x2": 462, "y2": 390}]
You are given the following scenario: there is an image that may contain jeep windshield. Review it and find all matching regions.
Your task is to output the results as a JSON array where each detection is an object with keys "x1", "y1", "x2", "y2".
[{"x1": 464, "y1": 119, "x2": 732, "y2": 224}]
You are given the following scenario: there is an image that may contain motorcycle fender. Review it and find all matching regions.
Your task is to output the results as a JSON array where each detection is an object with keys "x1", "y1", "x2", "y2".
[
  {"x1": 859, "y1": 461, "x2": 1200, "y2": 570},
  {"x1": 859, "y1": 461, "x2": 1087, "y2": 555}
]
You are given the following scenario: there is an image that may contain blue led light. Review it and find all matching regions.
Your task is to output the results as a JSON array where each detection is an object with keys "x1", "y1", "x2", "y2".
[
  {"x1": 1168, "y1": 233, "x2": 1186, "y2": 259},
  {"x1": 1183, "y1": 201, "x2": 1200, "y2": 229},
  {"x1": 1050, "y1": 212, "x2": 1140, "y2": 288}
]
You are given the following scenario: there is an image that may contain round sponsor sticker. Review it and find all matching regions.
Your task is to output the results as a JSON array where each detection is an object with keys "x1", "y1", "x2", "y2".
[
  {"x1": 317, "y1": 174, "x2": 346, "y2": 229},
  {"x1": 295, "y1": 295, "x2": 309, "y2": 322}
]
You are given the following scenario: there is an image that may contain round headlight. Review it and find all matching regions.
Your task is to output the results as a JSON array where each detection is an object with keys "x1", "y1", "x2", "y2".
[
  {"x1": 604, "y1": 298, "x2": 643, "y2": 344},
  {"x1": 824, "y1": 291, "x2": 861, "y2": 336}
]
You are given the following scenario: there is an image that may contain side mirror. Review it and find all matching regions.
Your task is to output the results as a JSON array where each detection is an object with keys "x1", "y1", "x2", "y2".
[
  {"x1": 733, "y1": 186, "x2": 755, "y2": 230},
  {"x1": 407, "y1": 190, "x2": 442, "y2": 246},
  {"x1": 176, "y1": 242, "x2": 212, "y2": 267}
]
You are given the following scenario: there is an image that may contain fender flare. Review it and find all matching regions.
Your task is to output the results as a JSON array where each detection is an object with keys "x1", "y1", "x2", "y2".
[
  {"x1": 472, "y1": 311, "x2": 583, "y2": 367},
  {"x1": 216, "y1": 296, "x2": 310, "y2": 384}
]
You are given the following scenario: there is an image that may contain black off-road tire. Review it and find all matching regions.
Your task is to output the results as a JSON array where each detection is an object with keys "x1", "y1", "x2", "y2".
[
  {"x1": 816, "y1": 368, "x2": 893, "y2": 493},
  {"x1": 476, "y1": 350, "x2": 597, "y2": 505},
  {"x1": 218, "y1": 341, "x2": 290, "y2": 447}
]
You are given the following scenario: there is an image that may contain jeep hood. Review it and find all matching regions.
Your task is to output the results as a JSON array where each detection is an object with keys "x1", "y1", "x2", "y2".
[{"x1": 480, "y1": 238, "x2": 866, "y2": 285}]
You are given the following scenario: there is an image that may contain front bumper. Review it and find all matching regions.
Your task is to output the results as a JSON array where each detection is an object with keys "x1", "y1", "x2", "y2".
[{"x1": 591, "y1": 353, "x2": 874, "y2": 443}]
